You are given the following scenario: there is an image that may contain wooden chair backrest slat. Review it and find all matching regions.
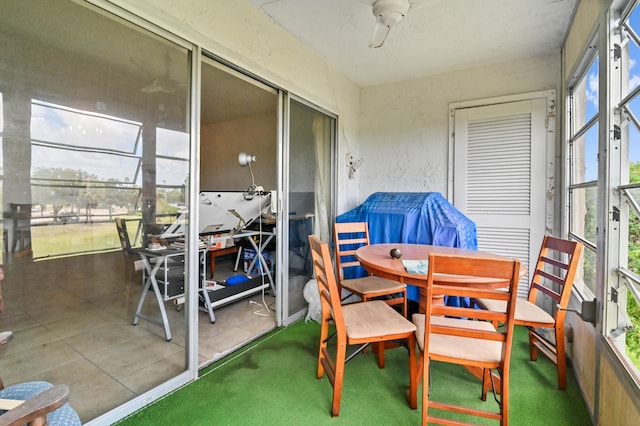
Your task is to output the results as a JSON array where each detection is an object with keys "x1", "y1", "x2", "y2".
[
  {"x1": 423, "y1": 253, "x2": 521, "y2": 355},
  {"x1": 309, "y1": 235, "x2": 344, "y2": 332},
  {"x1": 333, "y1": 222, "x2": 371, "y2": 282},
  {"x1": 528, "y1": 235, "x2": 583, "y2": 313}
]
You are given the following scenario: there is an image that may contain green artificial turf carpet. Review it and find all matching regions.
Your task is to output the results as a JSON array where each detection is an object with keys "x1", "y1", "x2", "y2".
[{"x1": 116, "y1": 321, "x2": 591, "y2": 425}]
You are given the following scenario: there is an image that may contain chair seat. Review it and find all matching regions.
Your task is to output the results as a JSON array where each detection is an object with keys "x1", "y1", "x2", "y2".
[
  {"x1": 0, "y1": 381, "x2": 81, "y2": 425},
  {"x1": 341, "y1": 276, "x2": 406, "y2": 296},
  {"x1": 413, "y1": 314, "x2": 503, "y2": 364},
  {"x1": 342, "y1": 300, "x2": 416, "y2": 340},
  {"x1": 476, "y1": 298, "x2": 555, "y2": 325}
]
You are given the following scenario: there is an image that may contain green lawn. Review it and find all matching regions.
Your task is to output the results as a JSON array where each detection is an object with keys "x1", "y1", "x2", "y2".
[{"x1": 11, "y1": 215, "x2": 143, "y2": 261}]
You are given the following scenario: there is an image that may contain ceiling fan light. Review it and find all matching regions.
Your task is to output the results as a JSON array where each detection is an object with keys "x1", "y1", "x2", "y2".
[
  {"x1": 372, "y1": 0, "x2": 410, "y2": 26},
  {"x1": 369, "y1": 0, "x2": 411, "y2": 48}
]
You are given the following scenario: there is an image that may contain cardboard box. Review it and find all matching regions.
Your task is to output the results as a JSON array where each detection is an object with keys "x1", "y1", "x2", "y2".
[
  {"x1": 243, "y1": 248, "x2": 275, "y2": 276},
  {"x1": 209, "y1": 233, "x2": 234, "y2": 249}
]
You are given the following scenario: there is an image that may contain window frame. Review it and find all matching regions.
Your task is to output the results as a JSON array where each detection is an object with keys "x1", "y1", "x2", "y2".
[{"x1": 567, "y1": 41, "x2": 600, "y2": 300}]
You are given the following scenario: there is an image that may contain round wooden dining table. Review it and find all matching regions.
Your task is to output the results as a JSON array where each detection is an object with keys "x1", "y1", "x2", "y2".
[
  {"x1": 355, "y1": 243, "x2": 526, "y2": 393},
  {"x1": 355, "y1": 243, "x2": 525, "y2": 312}
]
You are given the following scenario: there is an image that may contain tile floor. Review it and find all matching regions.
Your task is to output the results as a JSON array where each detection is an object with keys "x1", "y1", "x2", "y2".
[{"x1": 0, "y1": 250, "x2": 275, "y2": 423}]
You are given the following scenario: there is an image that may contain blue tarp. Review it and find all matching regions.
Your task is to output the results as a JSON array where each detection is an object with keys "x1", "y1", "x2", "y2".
[{"x1": 336, "y1": 192, "x2": 477, "y2": 303}]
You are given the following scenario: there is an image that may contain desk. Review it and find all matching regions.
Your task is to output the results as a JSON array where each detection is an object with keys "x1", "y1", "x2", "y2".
[
  {"x1": 132, "y1": 247, "x2": 207, "y2": 341},
  {"x1": 207, "y1": 230, "x2": 276, "y2": 290},
  {"x1": 198, "y1": 230, "x2": 276, "y2": 323}
]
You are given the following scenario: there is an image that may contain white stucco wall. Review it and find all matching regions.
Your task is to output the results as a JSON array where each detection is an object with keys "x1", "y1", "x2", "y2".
[{"x1": 356, "y1": 53, "x2": 561, "y2": 212}]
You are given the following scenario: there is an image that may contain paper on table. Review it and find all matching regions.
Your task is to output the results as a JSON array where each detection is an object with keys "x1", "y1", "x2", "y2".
[{"x1": 402, "y1": 259, "x2": 429, "y2": 274}]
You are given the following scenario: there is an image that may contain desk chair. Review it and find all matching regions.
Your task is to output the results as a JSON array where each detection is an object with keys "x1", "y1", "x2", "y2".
[
  {"x1": 475, "y1": 235, "x2": 583, "y2": 389},
  {"x1": 410, "y1": 254, "x2": 520, "y2": 425},
  {"x1": 334, "y1": 222, "x2": 407, "y2": 316},
  {"x1": 9, "y1": 203, "x2": 32, "y2": 259},
  {"x1": 0, "y1": 332, "x2": 81, "y2": 426},
  {"x1": 115, "y1": 218, "x2": 142, "y2": 279},
  {"x1": 308, "y1": 235, "x2": 416, "y2": 417}
]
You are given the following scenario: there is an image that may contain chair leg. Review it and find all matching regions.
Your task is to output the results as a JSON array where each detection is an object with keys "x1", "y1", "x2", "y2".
[
  {"x1": 376, "y1": 342, "x2": 385, "y2": 368},
  {"x1": 409, "y1": 351, "x2": 422, "y2": 410},
  {"x1": 401, "y1": 290, "x2": 407, "y2": 317},
  {"x1": 407, "y1": 334, "x2": 417, "y2": 409},
  {"x1": 556, "y1": 326, "x2": 567, "y2": 390},
  {"x1": 332, "y1": 341, "x2": 347, "y2": 417},
  {"x1": 317, "y1": 317, "x2": 330, "y2": 379},
  {"x1": 421, "y1": 356, "x2": 430, "y2": 425},
  {"x1": 528, "y1": 329, "x2": 538, "y2": 361},
  {"x1": 500, "y1": 369, "x2": 509, "y2": 425},
  {"x1": 481, "y1": 368, "x2": 490, "y2": 401}
]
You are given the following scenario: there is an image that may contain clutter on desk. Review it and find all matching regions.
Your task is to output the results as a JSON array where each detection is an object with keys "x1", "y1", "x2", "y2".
[
  {"x1": 203, "y1": 280, "x2": 225, "y2": 291},
  {"x1": 207, "y1": 232, "x2": 235, "y2": 249},
  {"x1": 171, "y1": 237, "x2": 207, "y2": 250}
]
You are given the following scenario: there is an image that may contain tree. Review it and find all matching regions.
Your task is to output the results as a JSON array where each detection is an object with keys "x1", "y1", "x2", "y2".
[{"x1": 626, "y1": 162, "x2": 640, "y2": 364}]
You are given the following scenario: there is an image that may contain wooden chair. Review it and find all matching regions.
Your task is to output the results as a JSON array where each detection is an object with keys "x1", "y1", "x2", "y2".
[
  {"x1": 333, "y1": 222, "x2": 407, "y2": 316},
  {"x1": 410, "y1": 253, "x2": 520, "y2": 426},
  {"x1": 308, "y1": 235, "x2": 417, "y2": 417},
  {"x1": 0, "y1": 332, "x2": 81, "y2": 426},
  {"x1": 475, "y1": 235, "x2": 583, "y2": 389},
  {"x1": 115, "y1": 218, "x2": 142, "y2": 280},
  {"x1": 8, "y1": 203, "x2": 33, "y2": 259},
  {"x1": 115, "y1": 218, "x2": 140, "y2": 255}
]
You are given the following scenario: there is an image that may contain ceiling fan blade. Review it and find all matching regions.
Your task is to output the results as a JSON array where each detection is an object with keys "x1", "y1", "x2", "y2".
[
  {"x1": 369, "y1": 19, "x2": 391, "y2": 48},
  {"x1": 141, "y1": 77, "x2": 177, "y2": 94}
]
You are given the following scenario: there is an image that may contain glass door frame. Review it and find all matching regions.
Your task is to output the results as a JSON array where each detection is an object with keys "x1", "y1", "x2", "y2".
[{"x1": 279, "y1": 93, "x2": 337, "y2": 325}]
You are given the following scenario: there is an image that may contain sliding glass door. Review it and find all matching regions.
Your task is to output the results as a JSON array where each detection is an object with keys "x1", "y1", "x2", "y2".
[
  {"x1": 0, "y1": 0, "x2": 194, "y2": 422},
  {"x1": 281, "y1": 97, "x2": 335, "y2": 324}
]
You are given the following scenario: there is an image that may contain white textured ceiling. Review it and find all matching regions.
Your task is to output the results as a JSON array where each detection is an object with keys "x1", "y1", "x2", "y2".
[{"x1": 248, "y1": 0, "x2": 578, "y2": 87}]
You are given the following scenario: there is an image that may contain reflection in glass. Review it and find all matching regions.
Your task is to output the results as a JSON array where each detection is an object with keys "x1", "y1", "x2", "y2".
[
  {"x1": 572, "y1": 56, "x2": 599, "y2": 129},
  {"x1": 572, "y1": 123, "x2": 599, "y2": 184},
  {"x1": 1, "y1": 0, "x2": 190, "y2": 422},
  {"x1": 581, "y1": 246, "x2": 597, "y2": 295},
  {"x1": 570, "y1": 186, "x2": 597, "y2": 244},
  {"x1": 625, "y1": 5, "x2": 640, "y2": 97},
  {"x1": 287, "y1": 100, "x2": 334, "y2": 321}
]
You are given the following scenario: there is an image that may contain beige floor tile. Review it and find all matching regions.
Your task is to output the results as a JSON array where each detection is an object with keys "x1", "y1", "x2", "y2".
[
  {"x1": 2, "y1": 339, "x2": 83, "y2": 385},
  {"x1": 70, "y1": 379, "x2": 136, "y2": 424},
  {"x1": 119, "y1": 351, "x2": 185, "y2": 394},
  {"x1": 0, "y1": 253, "x2": 278, "y2": 423}
]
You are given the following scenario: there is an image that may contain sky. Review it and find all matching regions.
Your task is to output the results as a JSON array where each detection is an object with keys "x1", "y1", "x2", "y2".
[{"x1": 7, "y1": 99, "x2": 190, "y2": 187}]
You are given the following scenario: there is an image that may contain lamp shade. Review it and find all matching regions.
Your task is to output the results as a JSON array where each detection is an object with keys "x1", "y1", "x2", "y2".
[{"x1": 238, "y1": 152, "x2": 257, "y2": 166}]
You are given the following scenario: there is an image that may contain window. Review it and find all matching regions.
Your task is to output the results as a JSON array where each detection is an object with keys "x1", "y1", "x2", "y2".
[
  {"x1": 0, "y1": 0, "x2": 193, "y2": 420},
  {"x1": 28, "y1": 100, "x2": 144, "y2": 258},
  {"x1": 614, "y1": 0, "x2": 640, "y2": 374},
  {"x1": 568, "y1": 52, "x2": 599, "y2": 296}
]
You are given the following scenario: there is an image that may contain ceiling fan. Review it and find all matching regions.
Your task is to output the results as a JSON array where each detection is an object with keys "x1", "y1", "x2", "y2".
[
  {"x1": 362, "y1": 0, "x2": 443, "y2": 48},
  {"x1": 131, "y1": 52, "x2": 186, "y2": 94}
]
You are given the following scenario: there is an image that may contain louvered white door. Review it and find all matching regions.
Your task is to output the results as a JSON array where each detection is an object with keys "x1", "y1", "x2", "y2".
[{"x1": 453, "y1": 98, "x2": 547, "y2": 298}]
